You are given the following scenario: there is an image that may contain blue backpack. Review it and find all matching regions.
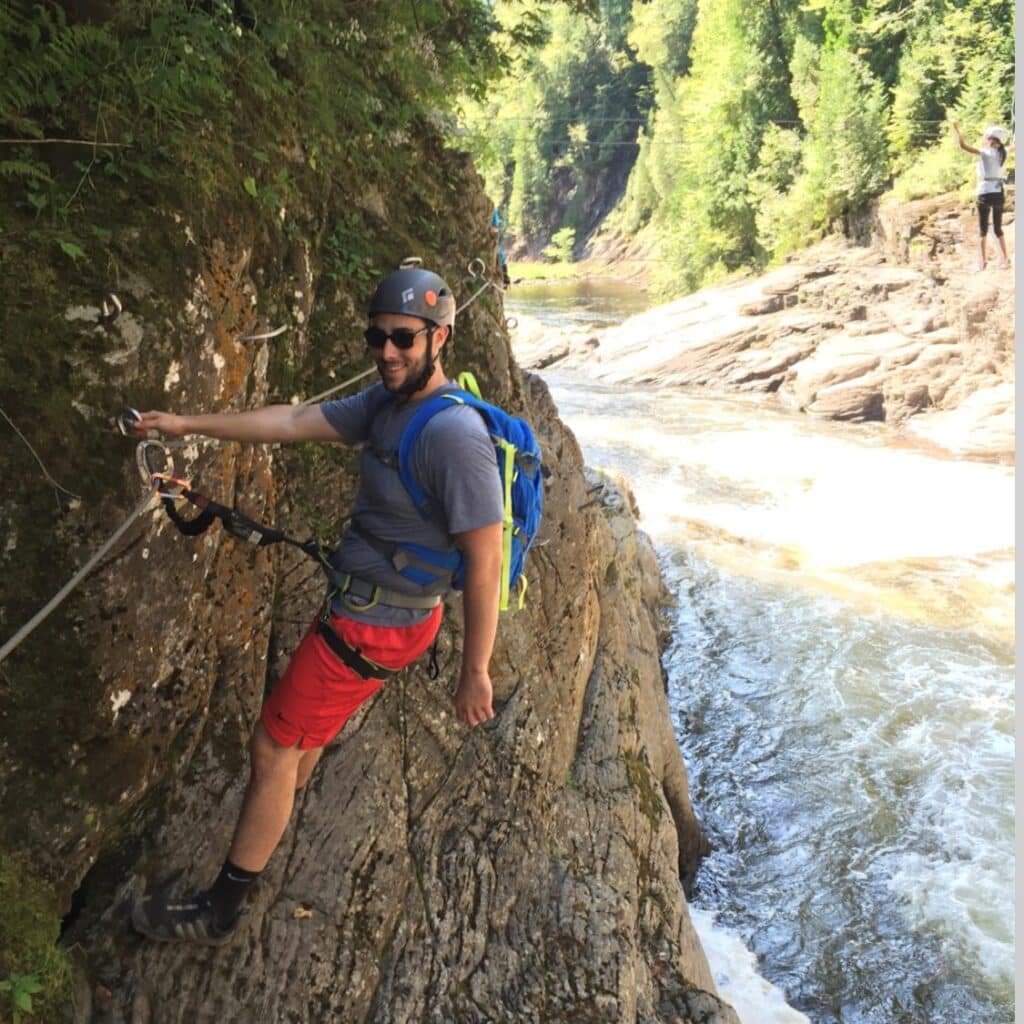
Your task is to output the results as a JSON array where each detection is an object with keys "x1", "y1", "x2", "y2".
[{"x1": 391, "y1": 373, "x2": 544, "y2": 611}]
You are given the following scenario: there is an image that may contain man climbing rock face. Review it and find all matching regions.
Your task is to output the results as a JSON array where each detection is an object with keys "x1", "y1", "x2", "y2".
[{"x1": 131, "y1": 266, "x2": 504, "y2": 944}]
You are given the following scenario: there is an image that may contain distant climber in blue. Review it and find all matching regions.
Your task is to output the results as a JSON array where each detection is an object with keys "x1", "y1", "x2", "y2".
[{"x1": 490, "y1": 207, "x2": 512, "y2": 288}]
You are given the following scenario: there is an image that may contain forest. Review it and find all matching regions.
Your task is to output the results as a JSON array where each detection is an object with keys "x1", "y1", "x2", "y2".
[{"x1": 461, "y1": 0, "x2": 1015, "y2": 291}]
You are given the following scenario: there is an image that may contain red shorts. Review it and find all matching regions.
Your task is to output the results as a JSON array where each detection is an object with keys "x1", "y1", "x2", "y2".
[{"x1": 261, "y1": 605, "x2": 442, "y2": 750}]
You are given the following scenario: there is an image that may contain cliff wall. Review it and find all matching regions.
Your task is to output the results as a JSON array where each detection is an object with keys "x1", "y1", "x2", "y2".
[{"x1": 1, "y1": 135, "x2": 735, "y2": 1022}]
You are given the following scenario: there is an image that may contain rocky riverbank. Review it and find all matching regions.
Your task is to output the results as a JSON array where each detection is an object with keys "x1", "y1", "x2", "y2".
[{"x1": 513, "y1": 193, "x2": 1015, "y2": 463}]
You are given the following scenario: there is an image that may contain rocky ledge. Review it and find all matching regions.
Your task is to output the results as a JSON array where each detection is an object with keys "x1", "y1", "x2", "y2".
[
  {"x1": 514, "y1": 193, "x2": 1015, "y2": 463},
  {"x1": 60, "y1": 360, "x2": 737, "y2": 1023}
]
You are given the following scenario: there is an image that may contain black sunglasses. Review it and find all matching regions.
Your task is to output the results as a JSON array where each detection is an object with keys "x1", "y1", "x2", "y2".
[{"x1": 364, "y1": 325, "x2": 431, "y2": 350}]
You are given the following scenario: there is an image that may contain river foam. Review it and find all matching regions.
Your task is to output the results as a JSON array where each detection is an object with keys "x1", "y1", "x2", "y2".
[{"x1": 540, "y1": 368, "x2": 1014, "y2": 1023}]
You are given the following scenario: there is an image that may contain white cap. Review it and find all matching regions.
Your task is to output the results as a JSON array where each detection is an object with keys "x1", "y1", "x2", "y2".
[{"x1": 983, "y1": 125, "x2": 1009, "y2": 143}]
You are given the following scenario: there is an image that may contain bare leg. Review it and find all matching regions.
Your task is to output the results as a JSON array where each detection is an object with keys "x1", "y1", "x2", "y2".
[
  {"x1": 295, "y1": 746, "x2": 324, "y2": 790},
  {"x1": 977, "y1": 235, "x2": 988, "y2": 270},
  {"x1": 995, "y1": 234, "x2": 1010, "y2": 267},
  {"x1": 227, "y1": 722, "x2": 317, "y2": 872}
]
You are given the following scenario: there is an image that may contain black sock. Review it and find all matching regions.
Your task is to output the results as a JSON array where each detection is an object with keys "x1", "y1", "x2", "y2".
[{"x1": 205, "y1": 859, "x2": 260, "y2": 928}]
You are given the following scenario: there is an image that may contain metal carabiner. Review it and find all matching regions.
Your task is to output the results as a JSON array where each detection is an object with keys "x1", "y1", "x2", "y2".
[
  {"x1": 116, "y1": 407, "x2": 142, "y2": 437},
  {"x1": 98, "y1": 293, "x2": 122, "y2": 325},
  {"x1": 466, "y1": 258, "x2": 486, "y2": 281},
  {"x1": 505, "y1": 316, "x2": 518, "y2": 331},
  {"x1": 150, "y1": 471, "x2": 191, "y2": 498},
  {"x1": 135, "y1": 439, "x2": 172, "y2": 487},
  {"x1": 117, "y1": 407, "x2": 165, "y2": 441}
]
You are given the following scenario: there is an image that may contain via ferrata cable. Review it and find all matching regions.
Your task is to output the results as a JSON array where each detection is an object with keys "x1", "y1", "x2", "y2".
[{"x1": 0, "y1": 483, "x2": 162, "y2": 664}]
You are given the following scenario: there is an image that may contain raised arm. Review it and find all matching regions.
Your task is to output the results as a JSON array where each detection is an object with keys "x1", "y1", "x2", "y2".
[
  {"x1": 452, "y1": 520, "x2": 503, "y2": 727},
  {"x1": 134, "y1": 402, "x2": 342, "y2": 443},
  {"x1": 951, "y1": 121, "x2": 980, "y2": 155}
]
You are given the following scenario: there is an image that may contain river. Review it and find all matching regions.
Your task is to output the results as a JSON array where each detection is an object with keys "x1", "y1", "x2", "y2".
[{"x1": 506, "y1": 282, "x2": 1015, "y2": 1024}]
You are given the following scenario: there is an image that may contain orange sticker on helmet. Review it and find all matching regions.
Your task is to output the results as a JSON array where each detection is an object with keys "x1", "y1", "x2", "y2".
[{"x1": 424, "y1": 290, "x2": 438, "y2": 306}]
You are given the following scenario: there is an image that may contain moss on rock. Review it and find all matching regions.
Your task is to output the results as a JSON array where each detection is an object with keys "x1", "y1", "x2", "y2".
[{"x1": 0, "y1": 853, "x2": 70, "y2": 1024}]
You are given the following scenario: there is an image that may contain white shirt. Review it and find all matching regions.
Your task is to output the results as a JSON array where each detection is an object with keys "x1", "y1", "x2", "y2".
[{"x1": 976, "y1": 147, "x2": 1005, "y2": 194}]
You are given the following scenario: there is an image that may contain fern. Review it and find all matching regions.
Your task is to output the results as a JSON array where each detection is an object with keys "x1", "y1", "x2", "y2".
[
  {"x1": 0, "y1": 160, "x2": 52, "y2": 183},
  {"x1": 0, "y1": 4, "x2": 117, "y2": 138}
]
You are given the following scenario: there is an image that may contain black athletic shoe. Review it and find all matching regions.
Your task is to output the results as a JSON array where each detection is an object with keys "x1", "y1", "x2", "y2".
[{"x1": 131, "y1": 891, "x2": 242, "y2": 946}]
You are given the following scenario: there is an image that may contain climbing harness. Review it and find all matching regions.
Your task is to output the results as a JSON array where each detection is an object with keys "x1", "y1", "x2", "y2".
[
  {"x1": 153, "y1": 470, "x2": 440, "y2": 610},
  {"x1": 130, "y1": 436, "x2": 441, "y2": 678}
]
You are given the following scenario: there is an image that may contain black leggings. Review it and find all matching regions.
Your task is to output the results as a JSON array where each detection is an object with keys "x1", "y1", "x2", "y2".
[{"x1": 977, "y1": 191, "x2": 1004, "y2": 237}]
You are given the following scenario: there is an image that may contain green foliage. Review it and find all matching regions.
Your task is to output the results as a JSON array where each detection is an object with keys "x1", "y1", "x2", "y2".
[
  {"x1": 627, "y1": 0, "x2": 699, "y2": 84},
  {"x1": 0, "y1": 973, "x2": 44, "y2": 1024},
  {"x1": 650, "y1": 0, "x2": 796, "y2": 291},
  {"x1": 459, "y1": 0, "x2": 650, "y2": 254},
  {"x1": 888, "y1": 135, "x2": 969, "y2": 202},
  {"x1": 886, "y1": 0, "x2": 1013, "y2": 167},
  {"x1": 785, "y1": 46, "x2": 891, "y2": 241},
  {"x1": 889, "y1": 51, "x2": 1016, "y2": 202},
  {"x1": 0, "y1": 0, "x2": 504, "y2": 270},
  {"x1": 542, "y1": 226, "x2": 576, "y2": 260},
  {"x1": 0, "y1": 855, "x2": 70, "y2": 1024},
  {"x1": 323, "y1": 212, "x2": 376, "y2": 288},
  {"x1": 749, "y1": 125, "x2": 804, "y2": 257},
  {"x1": 611, "y1": 130, "x2": 655, "y2": 233},
  {"x1": 57, "y1": 239, "x2": 86, "y2": 262},
  {"x1": 460, "y1": 0, "x2": 1012, "y2": 296}
]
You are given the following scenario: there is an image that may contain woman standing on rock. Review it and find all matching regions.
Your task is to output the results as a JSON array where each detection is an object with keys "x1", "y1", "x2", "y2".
[{"x1": 951, "y1": 121, "x2": 1011, "y2": 270}]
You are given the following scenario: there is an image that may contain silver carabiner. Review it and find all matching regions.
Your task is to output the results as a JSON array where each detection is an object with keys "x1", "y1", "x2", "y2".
[
  {"x1": 98, "y1": 292, "x2": 122, "y2": 325},
  {"x1": 466, "y1": 258, "x2": 485, "y2": 281},
  {"x1": 135, "y1": 439, "x2": 171, "y2": 486},
  {"x1": 505, "y1": 316, "x2": 518, "y2": 331},
  {"x1": 116, "y1": 407, "x2": 142, "y2": 437}
]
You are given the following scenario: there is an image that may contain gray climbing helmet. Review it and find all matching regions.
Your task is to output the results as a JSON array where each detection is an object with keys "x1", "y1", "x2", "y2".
[{"x1": 368, "y1": 262, "x2": 456, "y2": 328}]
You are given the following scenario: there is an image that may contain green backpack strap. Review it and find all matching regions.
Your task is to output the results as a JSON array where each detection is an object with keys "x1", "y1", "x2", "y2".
[
  {"x1": 457, "y1": 371, "x2": 483, "y2": 400},
  {"x1": 455, "y1": 371, "x2": 527, "y2": 609}
]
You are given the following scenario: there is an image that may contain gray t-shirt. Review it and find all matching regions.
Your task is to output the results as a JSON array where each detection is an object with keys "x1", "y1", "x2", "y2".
[
  {"x1": 320, "y1": 382, "x2": 503, "y2": 625},
  {"x1": 977, "y1": 147, "x2": 1005, "y2": 194}
]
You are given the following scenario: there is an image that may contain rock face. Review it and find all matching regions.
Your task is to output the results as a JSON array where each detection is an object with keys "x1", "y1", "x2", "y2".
[
  {"x1": 62, "y1": 366, "x2": 735, "y2": 1024},
  {"x1": 0, "y1": 144, "x2": 735, "y2": 1019},
  {"x1": 515, "y1": 193, "x2": 1015, "y2": 462}
]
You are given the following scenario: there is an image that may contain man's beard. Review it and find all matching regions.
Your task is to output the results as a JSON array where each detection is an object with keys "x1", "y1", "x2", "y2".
[{"x1": 383, "y1": 338, "x2": 437, "y2": 398}]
